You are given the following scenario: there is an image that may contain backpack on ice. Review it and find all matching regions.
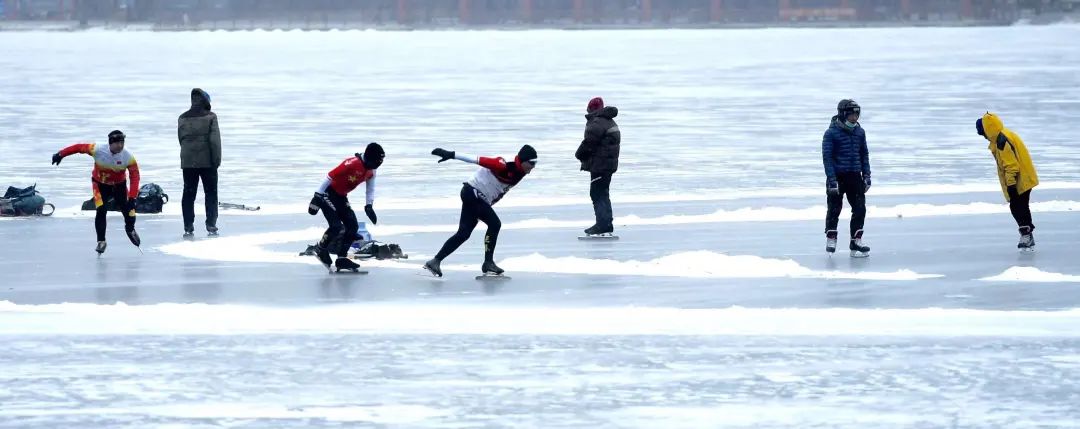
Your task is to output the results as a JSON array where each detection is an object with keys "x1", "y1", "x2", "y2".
[
  {"x1": 1, "y1": 184, "x2": 54, "y2": 217},
  {"x1": 298, "y1": 223, "x2": 407, "y2": 260},
  {"x1": 134, "y1": 183, "x2": 169, "y2": 214},
  {"x1": 83, "y1": 183, "x2": 169, "y2": 213}
]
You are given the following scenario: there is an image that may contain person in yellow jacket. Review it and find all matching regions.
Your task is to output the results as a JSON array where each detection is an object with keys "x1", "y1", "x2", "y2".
[{"x1": 976, "y1": 112, "x2": 1039, "y2": 250}]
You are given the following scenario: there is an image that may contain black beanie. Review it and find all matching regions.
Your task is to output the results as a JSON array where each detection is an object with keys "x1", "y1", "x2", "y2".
[{"x1": 517, "y1": 144, "x2": 538, "y2": 164}]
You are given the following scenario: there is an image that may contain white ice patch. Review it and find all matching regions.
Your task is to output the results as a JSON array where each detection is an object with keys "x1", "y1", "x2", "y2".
[
  {"x1": 159, "y1": 227, "x2": 326, "y2": 265},
  {"x1": 159, "y1": 231, "x2": 938, "y2": 280},
  {"x1": 496, "y1": 252, "x2": 939, "y2": 280},
  {"x1": 980, "y1": 267, "x2": 1080, "y2": 283},
  {"x1": 1, "y1": 301, "x2": 1078, "y2": 337}
]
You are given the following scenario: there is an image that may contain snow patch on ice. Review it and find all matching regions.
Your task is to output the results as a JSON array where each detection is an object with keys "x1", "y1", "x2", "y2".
[
  {"x1": 980, "y1": 267, "x2": 1080, "y2": 283},
  {"x1": 159, "y1": 230, "x2": 938, "y2": 280}
]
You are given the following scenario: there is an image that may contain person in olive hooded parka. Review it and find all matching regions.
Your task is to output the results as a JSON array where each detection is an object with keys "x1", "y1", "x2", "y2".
[{"x1": 178, "y1": 88, "x2": 222, "y2": 238}]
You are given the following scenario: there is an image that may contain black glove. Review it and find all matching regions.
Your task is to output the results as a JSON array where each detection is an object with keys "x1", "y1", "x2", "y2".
[
  {"x1": 51, "y1": 152, "x2": 62, "y2": 166},
  {"x1": 124, "y1": 199, "x2": 136, "y2": 213},
  {"x1": 364, "y1": 203, "x2": 377, "y2": 225},
  {"x1": 308, "y1": 193, "x2": 322, "y2": 215},
  {"x1": 431, "y1": 148, "x2": 455, "y2": 163},
  {"x1": 863, "y1": 175, "x2": 871, "y2": 193},
  {"x1": 826, "y1": 178, "x2": 839, "y2": 195}
]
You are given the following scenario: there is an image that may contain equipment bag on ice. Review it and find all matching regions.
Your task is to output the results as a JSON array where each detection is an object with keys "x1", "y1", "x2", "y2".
[
  {"x1": 82, "y1": 183, "x2": 168, "y2": 214},
  {"x1": 134, "y1": 183, "x2": 168, "y2": 214},
  {"x1": 1, "y1": 184, "x2": 54, "y2": 217}
]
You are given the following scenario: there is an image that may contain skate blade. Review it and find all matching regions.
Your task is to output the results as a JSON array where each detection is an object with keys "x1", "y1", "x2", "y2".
[
  {"x1": 333, "y1": 269, "x2": 368, "y2": 275},
  {"x1": 417, "y1": 269, "x2": 445, "y2": 280},
  {"x1": 475, "y1": 273, "x2": 511, "y2": 280},
  {"x1": 850, "y1": 251, "x2": 870, "y2": 258},
  {"x1": 578, "y1": 233, "x2": 619, "y2": 240}
]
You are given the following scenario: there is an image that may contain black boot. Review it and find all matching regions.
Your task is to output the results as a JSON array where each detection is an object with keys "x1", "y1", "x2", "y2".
[
  {"x1": 335, "y1": 257, "x2": 361, "y2": 272},
  {"x1": 424, "y1": 258, "x2": 443, "y2": 277},
  {"x1": 849, "y1": 230, "x2": 869, "y2": 258},
  {"x1": 1018, "y1": 226, "x2": 1035, "y2": 250},
  {"x1": 126, "y1": 229, "x2": 141, "y2": 247},
  {"x1": 481, "y1": 260, "x2": 504, "y2": 275},
  {"x1": 314, "y1": 244, "x2": 333, "y2": 270}
]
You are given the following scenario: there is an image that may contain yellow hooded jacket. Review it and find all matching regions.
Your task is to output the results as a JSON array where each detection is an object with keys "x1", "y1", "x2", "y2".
[{"x1": 982, "y1": 112, "x2": 1038, "y2": 201}]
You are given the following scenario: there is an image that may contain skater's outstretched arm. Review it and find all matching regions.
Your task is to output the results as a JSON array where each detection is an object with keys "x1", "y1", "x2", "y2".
[
  {"x1": 51, "y1": 142, "x2": 95, "y2": 165},
  {"x1": 431, "y1": 148, "x2": 508, "y2": 173},
  {"x1": 432, "y1": 148, "x2": 477, "y2": 164}
]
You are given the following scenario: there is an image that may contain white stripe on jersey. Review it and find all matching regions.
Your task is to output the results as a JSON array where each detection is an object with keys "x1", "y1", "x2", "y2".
[{"x1": 467, "y1": 168, "x2": 512, "y2": 205}]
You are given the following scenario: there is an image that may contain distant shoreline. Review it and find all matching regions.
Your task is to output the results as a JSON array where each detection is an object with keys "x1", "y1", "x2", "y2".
[{"x1": 0, "y1": 18, "x2": 1039, "y2": 33}]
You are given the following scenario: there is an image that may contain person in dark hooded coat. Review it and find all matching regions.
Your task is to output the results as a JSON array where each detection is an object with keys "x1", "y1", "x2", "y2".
[
  {"x1": 575, "y1": 97, "x2": 620, "y2": 235},
  {"x1": 178, "y1": 88, "x2": 222, "y2": 238}
]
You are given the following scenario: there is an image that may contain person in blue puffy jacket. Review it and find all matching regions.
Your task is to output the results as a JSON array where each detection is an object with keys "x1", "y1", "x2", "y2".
[{"x1": 822, "y1": 99, "x2": 871, "y2": 258}]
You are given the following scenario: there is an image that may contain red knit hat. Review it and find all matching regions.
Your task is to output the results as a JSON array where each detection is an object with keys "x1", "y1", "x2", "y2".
[{"x1": 587, "y1": 97, "x2": 604, "y2": 113}]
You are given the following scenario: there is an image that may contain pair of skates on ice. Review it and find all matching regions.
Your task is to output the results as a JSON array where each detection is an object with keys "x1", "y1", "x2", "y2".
[
  {"x1": 423, "y1": 258, "x2": 509, "y2": 281},
  {"x1": 825, "y1": 227, "x2": 1035, "y2": 257},
  {"x1": 313, "y1": 244, "x2": 366, "y2": 274},
  {"x1": 95, "y1": 229, "x2": 142, "y2": 255},
  {"x1": 825, "y1": 229, "x2": 870, "y2": 258}
]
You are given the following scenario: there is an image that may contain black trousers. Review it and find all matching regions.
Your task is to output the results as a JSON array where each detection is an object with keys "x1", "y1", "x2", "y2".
[
  {"x1": 182, "y1": 167, "x2": 219, "y2": 232},
  {"x1": 435, "y1": 184, "x2": 502, "y2": 262},
  {"x1": 1008, "y1": 187, "x2": 1034, "y2": 231},
  {"x1": 825, "y1": 172, "x2": 866, "y2": 238},
  {"x1": 590, "y1": 172, "x2": 613, "y2": 228},
  {"x1": 315, "y1": 188, "x2": 359, "y2": 258},
  {"x1": 93, "y1": 181, "x2": 135, "y2": 242}
]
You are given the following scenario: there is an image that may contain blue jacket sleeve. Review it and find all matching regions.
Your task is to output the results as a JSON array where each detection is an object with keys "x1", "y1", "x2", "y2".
[
  {"x1": 860, "y1": 132, "x2": 871, "y2": 177},
  {"x1": 822, "y1": 129, "x2": 836, "y2": 179}
]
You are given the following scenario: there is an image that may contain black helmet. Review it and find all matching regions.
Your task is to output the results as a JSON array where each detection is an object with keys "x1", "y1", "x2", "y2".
[
  {"x1": 517, "y1": 144, "x2": 538, "y2": 166},
  {"x1": 362, "y1": 142, "x2": 385, "y2": 169},
  {"x1": 837, "y1": 99, "x2": 861, "y2": 118},
  {"x1": 108, "y1": 130, "x2": 126, "y2": 144}
]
